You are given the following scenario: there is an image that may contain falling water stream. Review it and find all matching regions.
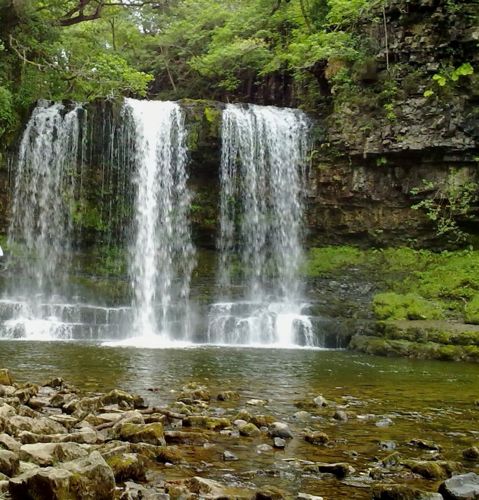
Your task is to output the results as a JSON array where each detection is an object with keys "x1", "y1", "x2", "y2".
[{"x1": 207, "y1": 104, "x2": 315, "y2": 347}]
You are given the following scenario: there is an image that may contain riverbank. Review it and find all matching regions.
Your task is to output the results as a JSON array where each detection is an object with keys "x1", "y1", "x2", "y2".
[{"x1": 0, "y1": 347, "x2": 477, "y2": 498}]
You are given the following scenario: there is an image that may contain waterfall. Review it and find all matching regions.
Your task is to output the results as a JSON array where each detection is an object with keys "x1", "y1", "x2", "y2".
[
  {"x1": 123, "y1": 99, "x2": 195, "y2": 344},
  {"x1": 208, "y1": 104, "x2": 314, "y2": 347}
]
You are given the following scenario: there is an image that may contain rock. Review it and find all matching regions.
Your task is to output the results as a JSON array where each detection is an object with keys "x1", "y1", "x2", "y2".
[
  {"x1": 9, "y1": 467, "x2": 73, "y2": 500},
  {"x1": 184, "y1": 476, "x2": 229, "y2": 496},
  {"x1": 0, "y1": 433, "x2": 21, "y2": 452},
  {"x1": 246, "y1": 399, "x2": 267, "y2": 406},
  {"x1": 380, "y1": 440, "x2": 397, "y2": 451},
  {"x1": 0, "y1": 370, "x2": 13, "y2": 386},
  {"x1": 0, "y1": 385, "x2": 15, "y2": 397},
  {"x1": 0, "y1": 403, "x2": 16, "y2": 419},
  {"x1": 404, "y1": 460, "x2": 460, "y2": 480},
  {"x1": 217, "y1": 391, "x2": 240, "y2": 401},
  {"x1": 257, "y1": 444, "x2": 273, "y2": 453},
  {"x1": 315, "y1": 462, "x2": 354, "y2": 478},
  {"x1": 372, "y1": 484, "x2": 444, "y2": 499},
  {"x1": 0, "y1": 450, "x2": 19, "y2": 477},
  {"x1": 105, "y1": 452, "x2": 147, "y2": 482},
  {"x1": 19, "y1": 442, "x2": 88, "y2": 466},
  {"x1": 118, "y1": 422, "x2": 165, "y2": 446},
  {"x1": 251, "y1": 415, "x2": 276, "y2": 427},
  {"x1": 462, "y1": 446, "x2": 479, "y2": 460},
  {"x1": 183, "y1": 416, "x2": 230, "y2": 430},
  {"x1": 293, "y1": 411, "x2": 311, "y2": 422},
  {"x1": 223, "y1": 450, "x2": 238, "y2": 461},
  {"x1": 235, "y1": 409, "x2": 252, "y2": 421},
  {"x1": 376, "y1": 418, "x2": 393, "y2": 428},
  {"x1": 7, "y1": 416, "x2": 67, "y2": 436},
  {"x1": 155, "y1": 445, "x2": 183, "y2": 464},
  {"x1": 179, "y1": 384, "x2": 210, "y2": 402},
  {"x1": 43, "y1": 377, "x2": 64, "y2": 389},
  {"x1": 297, "y1": 494, "x2": 324, "y2": 500},
  {"x1": 409, "y1": 438, "x2": 442, "y2": 451},
  {"x1": 438, "y1": 472, "x2": 479, "y2": 499},
  {"x1": 253, "y1": 485, "x2": 287, "y2": 499},
  {"x1": 269, "y1": 422, "x2": 293, "y2": 439},
  {"x1": 101, "y1": 389, "x2": 145, "y2": 409},
  {"x1": 313, "y1": 395, "x2": 328, "y2": 407},
  {"x1": 304, "y1": 431, "x2": 329, "y2": 446},
  {"x1": 273, "y1": 437, "x2": 286, "y2": 449},
  {"x1": 333, "y1": 410, "x2": 348, "y2": 422},
  {"x1": 382, "y1": 452, "x2": 401, "y2": 468},
  {"x1": 164, "y1": 430, "x2": 207, "y2": 445},
  {"x1": 238, "y1": 422, "x2": 261, "y2": 437}
]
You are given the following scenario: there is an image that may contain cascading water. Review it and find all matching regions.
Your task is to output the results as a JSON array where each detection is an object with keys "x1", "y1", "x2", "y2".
[
  {"x1": 120, "y1": 99, "x2": 195, "y2": 345},
  {"x1": 207, "y1": 104, "x2": 315, "y2": 347}
]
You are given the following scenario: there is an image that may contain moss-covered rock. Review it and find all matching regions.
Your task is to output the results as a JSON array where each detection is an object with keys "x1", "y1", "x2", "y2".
[
  {"x1": 118, "y1": 422, "x2": 165, "y2": 446},
  {"x1": 105, "y1": 452, "x2": 146, "y2": 482},
  {"x1": 373, "y1": 293, "x2": 443, "y2": 321},
  {"x1": 182, "y1": 416, "x2": 230, "y2": 431}
]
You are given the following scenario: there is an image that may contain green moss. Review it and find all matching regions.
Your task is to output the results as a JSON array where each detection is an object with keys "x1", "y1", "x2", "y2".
[
  {"x1": 465, "y1": 295, "x2": 479, "y2": 324},
  {"x1": 373, "y1": 292, "x2": 443, "y2": 321},
  {"x1": 304, "y1": 246, "x2": 365, "y2": 276}
]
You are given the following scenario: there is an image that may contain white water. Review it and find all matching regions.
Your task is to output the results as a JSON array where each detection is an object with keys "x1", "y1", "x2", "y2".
[
  {"x1": 124, "y1": 99, "x2": 195, "y2": 343},
  {"x1": 208, "y1": 104, "x2": 313, "y2": 347}
]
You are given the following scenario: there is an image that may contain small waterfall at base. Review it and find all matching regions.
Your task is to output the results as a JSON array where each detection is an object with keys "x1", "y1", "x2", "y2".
[
  {"x1": 117, "y1": 99, "x2": 195, "y2": 346},
  {"x1": 207, "y1": 104, "x2": 315, "y2": 348}
]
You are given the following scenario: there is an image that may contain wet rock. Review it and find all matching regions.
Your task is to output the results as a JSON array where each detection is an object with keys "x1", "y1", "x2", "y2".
[
  {"x1": 0, "y1": 433, "x2": 21, "y2": 452},
  {"x1": 118, "y1": 422, "x2": 165, "y2": 446},
  {"x1": 273, "y1": 437, "x2": 286, "y2": 449},
  {"x1": 235, "y1": 409, "x2": 252, "y2": 421},
  {"x1": 382, "y1": 452, "x2": 401, "y2": 468},
  {"x1": 293, "y1": 411, "x2": 311, "y2": 422},
  {"x1": 297, "y1": 494, "x2": 324, "y2": 500},
  {"x1": 0, "y1": 450, "x2": 19, "y2": 477},
  {"x1": 179, "y1": 383, "x2": 210, "y2": 402},
  {"x1": 183, "y1": 416, "x2": 230, "y2": 430},
  {"x1": 238, "y1": 422, "x2": 261, "y2": 437},
  {"x1": 438, "y1": 472, "x2": 479, "y2": 499},
  {"x1": 333, "y1": 410, "x2": 348, "y2": 422},
  {"x1": 253, "y1": 485, "x2": 286, "y2": 499},
  {"x1": 409, "y1": 438, "x2": 442, "y2": 451},
  {"x1": 223, "y1": 450, "x2": 238, "y2": 461},
  {"x1": 43, "y1": 377, "x2": 64, "y2": 389},
  {"x1": 269, "y1": 422, "x2": 293, "y2": 439},
  {"x1": 252, "y1": 415, "x2": 276, "y2": 427},
  {"x1": 101, "y1": 389, "x2": 146, "y2": 409},
  {"x1": 372, "y1": 484, "x2": 444, "y2": 499},
  {"x1": 376, "y1": 418, "x2": 393, "y2": 428},
  {"x1": 257, "y1": 444, "x2": 273, "y2": 453},
  {"x1": 0, "y1": 370, "x2": 13, "y2": 386},
  {"x1": 403, "y1": 460, "x2": 461, "y2": 480},
  {"x1": 380, "y1": 440, "x2": 397, "y2": 451},
  {"x1": 246, "y1": 399, "x2": 267, "y2": 406},
  {"x1": 462, "y1": 446, "x2": 479, "y2": 460},
  {"x1": 313, "y1": 395, "x2": 328, "y2": 407},
  {"x1": 217, "y1": 391, "x2": 240, "y2": 401},
  {"x1": 19, "y1": 442, "x2": 89, "y2": 466},
  {"x1": 164, "y1": 430, "x2": 208, "y2": 445},
  {"x1": 9, "y1": 451, "x2": 114, "y2": 500},
  {"x1": 184, "y1": 476, "x2": 230, "y2": 497},
  {"x1": 315, "y1": 462, "x2": 354, "y2": 478},
  {"x1": 155, "y1": 445, "x2": 183, "y2": 464},
  {"x1": 304, "y1": 431, "x2": 329, "y2": 446},
  {"x1": 105, "y1": 451, "x2": 147, "y2": 482}
]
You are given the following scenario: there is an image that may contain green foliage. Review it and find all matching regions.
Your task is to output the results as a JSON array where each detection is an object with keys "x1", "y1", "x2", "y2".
[
  {"x1": 424, "y1": 63, "x2": 475, "y2": 97},
  {"x1": 373, "y1": 292, "x2": 443, "y2": 321},
  {"x1": 304, "y1": 246, "x2": 365, "y2": 276},
  {"x1": 410, "y1": 172, "x2": 478, "y2": 243},
  {"x1": 0, "y1": 86, "x2": 14, "y2": 138}
]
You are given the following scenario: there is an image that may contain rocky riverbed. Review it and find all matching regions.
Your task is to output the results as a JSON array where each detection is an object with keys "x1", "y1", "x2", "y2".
[{"x1": 0, "y1": 363, "x2": 477, "y2": 499}]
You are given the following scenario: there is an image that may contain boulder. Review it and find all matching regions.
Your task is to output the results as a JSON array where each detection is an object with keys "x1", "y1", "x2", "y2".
[
  {"x1": 155, "y1": 445, "x2": 183, "y2": 464},
  {"x1": 105, "y1": 452, "x2": 147, "y2": 482},
  {"x1": 269, "y1": 422, "x2": 293, "y2": 439},
  {"x1": 438, "y1": 472, "x2": 479, "y2": 499},
  {"x1": 0, "y1": 450, "x2": 19, "y2": 477},
  {"x1": 19, "y1": 442, "x2": 88, "y2": 466},
  {"x1": 304, "y1": 431, "x2": 329, "y2": 446},
  {"x1": 185, "y1": 476, "x2": 230, "y2": 497},
  {"x1": 118, "y1": 422, "x2": 165, "y2": 446},
  {"x1": 403, "y1": 460, "x2": 461, "y2": 480},
  {"x1": 313, "y1": 395, "x2": 328, "y2": 407},
  {"x1": 0, "y1": 433, "x2": 21, "y2": 452},
  {"x1": 372, "y1": 484, "x2": 444, "y2": 499},
  {"x1": 100, "y1": 389, "x2": 145, "y2": 409},
  {"x1": 238, "y1": 422, "x2": 261, "y2": 437},
  {"x1": 217, "y1": 391, "x2": 240, "y2": 401},
  {"x1": 182, "y1": 416, "x2": 230, "y2": 430},
  {"x1": 462, "y1": 446, "x2": 479, "y2": 460}
]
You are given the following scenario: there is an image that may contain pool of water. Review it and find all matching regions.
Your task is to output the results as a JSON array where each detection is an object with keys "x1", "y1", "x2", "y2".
[{"x1": 1, "y1": 342, "x2": 478, "y2": 497}]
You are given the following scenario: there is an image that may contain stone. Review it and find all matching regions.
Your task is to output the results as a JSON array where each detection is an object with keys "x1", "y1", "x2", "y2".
[
  {"x1": 101, "y1": 389, "x2": 146, "y2": 409},
  {"x1": 372, "y1": 484, "x2": 444, "y2": 499},
  {"x1": 0, "y1": 370, "x2": 13, "y2": 386},
  {"x1": 462, "y1": 446, "x2": 479, "y2": 460},
  {"x1": 269, "y1": 422, "x2": 293, "y2": 439},
  {"x1": 118, "y1": 422, "x2": 165, "y2": 446},
  {"x1": 315, "y1": 462, "x2": 354, "y2": 478},
  {"x1": 409, "y1": 438, "x2": 442, "y2": 451},
  {"x1": 251, "y1": 415, "x2": 276, "y2": 427},
  {"x1": 297, "y1": 494, "x2": 324, "y2": 500},
  {"x1": 304, "y1": 431, "x2": 329, "y2": 446},
  {"x1": 183, "y1": 416, "x2": 230, "y2": 430},
  {"x1": 333, "y1": 410, "x2": 348, "y2": 422},
  {"x1": 376, "y1": 418, "x2": 393, "y2": 428},
  {"x1": 256, "y1": 444, "x2": 273, "y2": 453},
  {"x1": 184, "y1": 476, "x2": 229, "y2": 496},
  {"x1": 293, "y1": 411, "x2": 311, "y2": 421},
  {"x1": 223, "y1": 450, "x2": 238, "y2": 461},
  {"x1": 438, "y1": 472, "x2": 479, "y2": 499},
  {"x1": 155, "y1": 445, "x2": 183, "y2": 464},
  {"x1": 43, "y1": 377, "x2": 64, "y2": 389},
  {"x1": 0, "y1": 403, "x2": 16, "y2": 419},
  {"x1": 238, "y1": 422, "x2": 261, "y2": 437},
  {"x1": 19, "y1": 442, "x2": 88, "y2": 466},
  {"x1": 164, "y1": 430, "x2": 207, "y2": 445},
  {"x1": 217, "y1": 391, "x2": 240, "y2": 401},
  {"x1": 105, "y1": 452, "x2": 147, "y2": 482},
  {"x1": 273, "y1": 437, "x2": 286, "y2": 449},
  {"x1": 313, "y1": 395, "x2": 328, "y2": 407},
  {"x1": 0, "y1": 450, "x2": 19, "y2": 477},
  {"x1": 246, "y1": 399, "x2": 267, "y2": 406},
  {"x1": 253, "y1": 485, "x2": 286, "y2": 499},
  {"x1": 382, "y1": 452, "x2": 401, "y2": 468},
  {"x1": 0, "y1": 433, "x2": 21, "y2": 452},
  {"x1": 404, "y1": 460, "x2": 461, "y2": 480},
  {"x1": 380, "y1": 440, "x2": 397, "y2": 451},
  {"x1": 9, "y1": 466, "x2": 73, "y2": 500}
]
